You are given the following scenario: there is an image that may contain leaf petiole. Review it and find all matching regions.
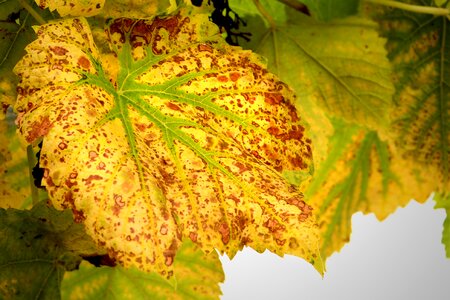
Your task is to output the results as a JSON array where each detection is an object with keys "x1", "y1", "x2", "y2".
[
  {"x1": 366, "y1": 0, "x2": 450, "y2": 16},
  {"x1": 17, "y1": 0, "x2": 46, "y2": 25}
]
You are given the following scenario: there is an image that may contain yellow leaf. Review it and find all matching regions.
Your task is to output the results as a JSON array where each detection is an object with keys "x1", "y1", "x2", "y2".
[
  {"x1": 35, "y1": 0, "x2": 105, "y2": 17},
  {"x1": 14, "y1": 11, "x2": 322, "y2": 275}
]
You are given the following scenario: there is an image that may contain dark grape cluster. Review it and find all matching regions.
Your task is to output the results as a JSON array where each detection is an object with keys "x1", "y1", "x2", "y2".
[{"x1": 191, "y1": 0, "x2": 251, "y2": 45}]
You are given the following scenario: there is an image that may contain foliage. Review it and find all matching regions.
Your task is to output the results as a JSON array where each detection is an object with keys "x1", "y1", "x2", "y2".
[{"x1": 0, "y1": 0, "x2": 449, "y2": 298}]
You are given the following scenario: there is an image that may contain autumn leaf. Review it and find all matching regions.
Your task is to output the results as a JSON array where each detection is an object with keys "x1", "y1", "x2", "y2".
[
  {"x1": 99, "y1": 0, "x2": 177, "y2": 19},
  {"x1": 232, "y1": 0, "x2": 394, "y2": 132},
  {"x1": 13, "y1": 9, "x2": 322, "y2": 276},
  {"x1": 34, "y1": 0, "x2": 105, "y2": 17},
  {"x1": 61, "y1": 241, "x2": 223, "y2": 300},
  {"x1": 0, "y1": 201, "x2": 101, "y2": 300},
  {"x1": 367, "y1": 0, "x2": 450, "y2": 256},
  {"x1": 305, "y1": 120, "x2": 437, "y2": 259},
  {"x1": 369, "y1": 0, "x2": 450, "y2": 202}
]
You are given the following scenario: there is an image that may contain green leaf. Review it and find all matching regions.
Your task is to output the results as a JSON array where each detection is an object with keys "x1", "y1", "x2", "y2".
[
  {"x1": 0, "y1": 109, "x2": 33, "y2": 209},
  {"x1": 0, "y1": 0, "x2": 39, "y2": 110},
  {"x1": 232, "y1": 0, "x2": 394, "y2": 132},
  {"x1": 369, "y1": 0, "x2": 450, "y2": 196},
  {"x1": 299, "y1": 0, "x2": 360, "y2": 21},
  {"x1": 0, "y1": 202, "x2": 101, "y2": 300},
  {"x1": 13, "y1": 10, "x2": 323, "y2": 275},
  {"x1": 61, "y1": 241, "x2": 224, "y2": 300}
]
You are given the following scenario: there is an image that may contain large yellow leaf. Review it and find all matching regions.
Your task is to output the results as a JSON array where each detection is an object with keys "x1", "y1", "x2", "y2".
[{"x1": 13, "y1": 10, "x2": 322, "y2": 276}]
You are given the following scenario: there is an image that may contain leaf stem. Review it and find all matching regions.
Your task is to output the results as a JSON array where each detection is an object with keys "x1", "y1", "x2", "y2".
[
  {"x1": 17, "y1": 0, "x2": 46, "y2": 25},
  {"x1": 252, "y1": 0, "x2": 276, "y2": 28},
  {"x1": 366, "y1": 0, "x2": 450, "y2": 16},
  {"x1": 26, "y1": 145, "x2": 39, "y2": 205}
]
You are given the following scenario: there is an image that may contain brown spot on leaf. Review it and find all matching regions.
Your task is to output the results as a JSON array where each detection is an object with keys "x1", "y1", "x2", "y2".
[
  {"x1": 229, "y1": 72, "x2": 240, "y2": 82},
  {"x1": 218, "y1": 222, "x2": 230, "y2": 244},
  {"x1": 264, "y1": 92, "x2": 283, "y2": 105},
  {"x1": 166, "y1": 102, "x2": 181, "y2": 111},
  {"x1": 83, "y1": 174, "x2": 103, "y2": 185},
  {"x1": 26, "y1": 116, "x2": 52, "y2": 142},
  {"x1": 198, "y1": 43, "x2": 213, "y2": 52},
  {"x1": 77, "y1": 56, "x2": 90, "y2": 69},
  {"x1": 160, "y1": 224, "x2": 168, "y2": 235},
  {"x1": 58, "y1": 142, "x2": 68, "y2": 150},
  {"x1": 217, "y1": 75, "x2": 228, "y2": 82},
  {"x1": 189, "y1": 232, "x2": 198, "y2": 242},
  {"x1": 50, "y1": 46, "x2": 68, "y2": 56}
]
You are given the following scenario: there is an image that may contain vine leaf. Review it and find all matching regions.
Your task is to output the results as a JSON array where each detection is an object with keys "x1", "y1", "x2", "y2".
[
  {"x1": 230, "y1": 0, "x2": 439, "y2": 261},
  {"x1": 14, "y1": 10, "x2": 322, "y2": 276},
  {"x1": 0, "y1": 201, "x2": 100, "y2": 300},
  {"x1": 35, "y1": 0, "x2": 105, "y2": 17},
  {"x1": 232, "y1": 0, "x2": 394, "y2": 132},
  {"x1": 369, "y1": 0, "x2": 450, "y2": 255},
  {"x1": 305, "y1": 121, "x2": 437, "y2": 259},
  {"x1": 61, "y1": 241, "x2": 224, "y2": 300},
  {"x1": 370, "y1": 0, "x2": 450, "y2": 201}
]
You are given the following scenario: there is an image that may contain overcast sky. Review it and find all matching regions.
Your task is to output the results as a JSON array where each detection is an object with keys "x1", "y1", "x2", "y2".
[{"x1": 220, "y1": 197, "x2": 450, "y2": 300}]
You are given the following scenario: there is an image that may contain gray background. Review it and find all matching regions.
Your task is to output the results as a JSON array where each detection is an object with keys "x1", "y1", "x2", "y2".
[{"x1": 220, "y1": 197, "x2": 450, "y2": 300}]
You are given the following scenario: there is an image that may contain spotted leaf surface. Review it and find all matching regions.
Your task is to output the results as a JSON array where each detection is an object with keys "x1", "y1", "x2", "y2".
[
  {"x1": 14, "y1": 11, "x2": 322, "y2": 275},
  {"x1": 62, "y1": 241, "x2": 223, "y2": 300},
  {"x1": 370, "y1": 0, "x2": 450, "y2": 199},
  {"x1": 35, "y1": 0, "x2": 105, "y2": 17}
]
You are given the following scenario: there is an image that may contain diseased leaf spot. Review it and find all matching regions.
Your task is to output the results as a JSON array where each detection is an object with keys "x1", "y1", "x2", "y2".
[{"x1": 77, "y1": 56, "x2": 91, "y2": 69}]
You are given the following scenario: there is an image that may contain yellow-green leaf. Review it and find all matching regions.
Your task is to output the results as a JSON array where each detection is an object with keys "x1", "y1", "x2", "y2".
[
  {"x1": 14, "y1": 11, "x2": 322, "y2": 275},
  {"x1": 99, "y1": 0, "x2": 177, "y2": 19},
  {"x1": 369, "y1": 0, "x2": 450, "y2": 198},
  {"x1": 232, "y1": 0, "x2": 394, "y2": 131},
  {"x1": 35, "y1": 0, "x2": 105, "y2": 17},
  {"x1": 306, "y1": 121, "x2": 437, "y2": 259},
  {"x1": 61, "y1": 241, "x2": 223, "y2": 300}
]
